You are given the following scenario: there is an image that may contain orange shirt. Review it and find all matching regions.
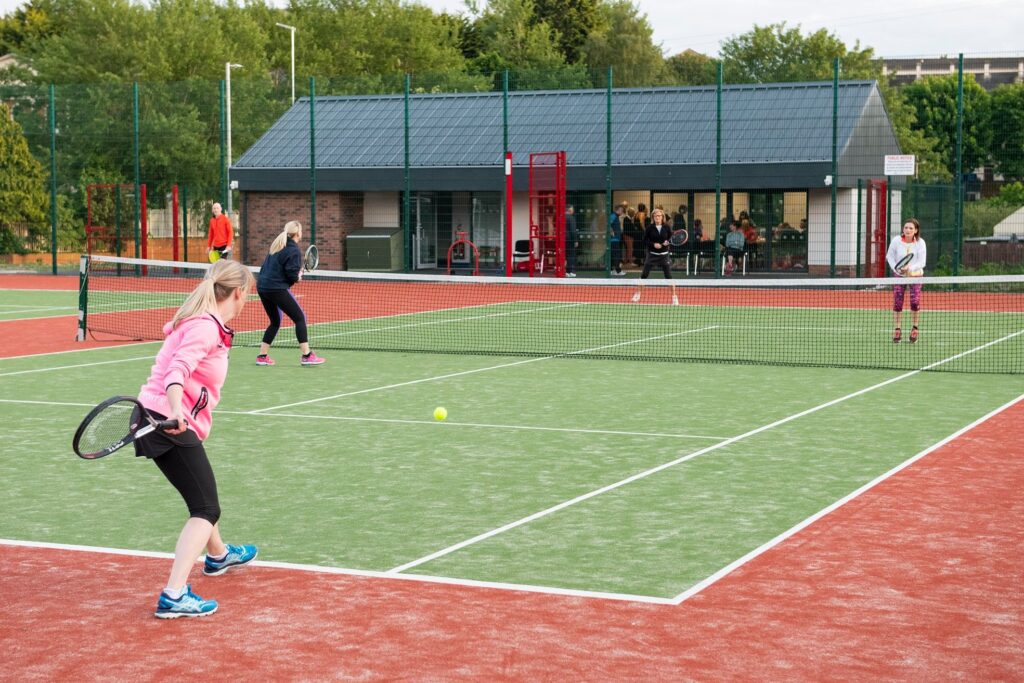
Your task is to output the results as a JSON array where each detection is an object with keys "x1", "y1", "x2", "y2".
[{"x1": 208, "y1": 214, "x2": 233, "y2": 249}]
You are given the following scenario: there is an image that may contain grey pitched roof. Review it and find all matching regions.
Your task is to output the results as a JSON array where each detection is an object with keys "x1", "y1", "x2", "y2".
[{"x1": 234, "y1": 81, "x2": 900, "y2": 190}]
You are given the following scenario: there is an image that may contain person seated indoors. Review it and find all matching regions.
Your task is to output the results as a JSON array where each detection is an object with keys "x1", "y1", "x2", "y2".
[{"x1": 724, "y1": 222, "x2": 746, "y2": 275}]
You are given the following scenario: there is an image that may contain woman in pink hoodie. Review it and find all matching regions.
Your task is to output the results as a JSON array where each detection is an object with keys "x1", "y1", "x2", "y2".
[{"x1": 136, "y1": 259, "x2": 257, "y2": 619}]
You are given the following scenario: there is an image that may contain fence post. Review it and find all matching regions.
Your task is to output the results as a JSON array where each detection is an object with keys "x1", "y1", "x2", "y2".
[
  {"x1": 503, "y1": 71, "x2": 511, "y2": 277},
  {"x1": 182, "y1": 185, "x2": 189, "y2": 262},
  {"x1": 219, "y1": 80, "x2": 227, "y2": 210},
  {"x1": 830, "y1": 58, "x2": 839, "y2": 278},
  {"x1": 954, "y1": 53, "x2": 964, "y2": 275},
  {"x1": 605, "y1": 66, "x2": 613, "y2": 276},
  {"x1": 714, "y1": 62, "x2": 722, "y2": 277},
  {"x1": 403, "y1": 74, "x2": 411, "y2": 273},
  {"x1": 133, "y1": 82, "x2": 141, "y2": 269},
  {"x1": 856, "y1": 178, "x2": 862, "y2": 278},
  {"x1": 309, "y1": 76, "x2": 317, "y2": 247},
  {"x1": 48, "y1": 84, "x2": 58, "y2": 274}
]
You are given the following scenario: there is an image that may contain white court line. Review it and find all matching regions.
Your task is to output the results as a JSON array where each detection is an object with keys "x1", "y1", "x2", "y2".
[
  {"x1": 313, "y1": 302, "x2": 582, "y2": 341},
  {"x1": 0, "y1": 539, "x2": 674, "y2": 604},
  {"x1": 387, "y1": 328, "x2": 1024, "y2": 574},
  {"x1": 0, "y1": 340, "x2": 158, "y2": 361},
  {"x1": 0, "y1": 398, "x2": 728, "y2": 441},
  {"x1": 670, "y1": 390, "x2": 1024, "y2": 605},
  {"x1": 217, "y1": 409, "x2": 729, "y2": 441},
  {"x1": 0, "y1": 356, "x2": 154, "y2": 377},
  {"x1": 0, "y1": 304, "x2": 71, "y2": 311},
  {"x1": 250, "y1": 325, "x2": 719, "y2": 413}
]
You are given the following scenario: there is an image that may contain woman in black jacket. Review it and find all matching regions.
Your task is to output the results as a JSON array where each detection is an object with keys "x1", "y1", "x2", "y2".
[
  {"x1": 630, "y1": 208, "x2": 678, "y2": 305},
  {"x1": 256, "y1": 221, "x2": 325, "y2": 366}
]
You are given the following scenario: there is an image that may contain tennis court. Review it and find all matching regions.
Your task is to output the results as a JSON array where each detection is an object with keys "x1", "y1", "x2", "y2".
[{"x1": 1, "y1": 270, "x2": 1023, "y2": 678}]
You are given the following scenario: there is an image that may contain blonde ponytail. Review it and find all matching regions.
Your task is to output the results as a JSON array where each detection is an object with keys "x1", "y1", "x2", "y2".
[
  {"x1": 269, "y1": 220, "x2": 302, "y2": 255},
  {"x1": 172, "y1": 259, "x2": 255, "y2": 328}
]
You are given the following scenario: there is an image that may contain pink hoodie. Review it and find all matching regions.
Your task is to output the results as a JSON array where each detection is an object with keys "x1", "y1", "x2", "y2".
[{"x1": 137, "y1": 314, "x2": 234, "y2": 441}]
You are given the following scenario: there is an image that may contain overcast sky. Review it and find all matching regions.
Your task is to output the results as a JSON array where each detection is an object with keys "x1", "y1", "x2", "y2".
[{"x1": 1, "y1": 0, "x2": 1021, "y2": 58}]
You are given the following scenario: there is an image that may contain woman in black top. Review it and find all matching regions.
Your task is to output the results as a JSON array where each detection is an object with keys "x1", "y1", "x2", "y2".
[
  {"x1": 256, "y1": 221, "x2": 325, "y2": 366},
  {"x1": 631, "y1": 208, "x2": 679, "y2": 305}
]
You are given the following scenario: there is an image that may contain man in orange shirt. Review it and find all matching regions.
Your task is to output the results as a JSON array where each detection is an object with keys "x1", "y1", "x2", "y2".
[{"x1": 208, "y1": 203, "x2": 233, "y2": 261}]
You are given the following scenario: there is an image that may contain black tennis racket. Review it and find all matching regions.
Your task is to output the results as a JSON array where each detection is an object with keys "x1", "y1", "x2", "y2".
[
  {"x1": 304, "y1": 244, "x2": 319, "y2": 272},
  {"x1": 72, "y1": 396, "x2": 180, "y2": 460},
  {"x1": 893, "y1": 252, "x2": 913, "y2": 274},
  {"x1": 669, "y1": 229, "x2": 688, "y2": 247}
]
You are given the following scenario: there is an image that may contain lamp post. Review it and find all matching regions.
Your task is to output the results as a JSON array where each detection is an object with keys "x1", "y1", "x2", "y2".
[
  {"x1": 225, "y1": 62, "x2": 243, "y2": 217},
  {"x1": 275, "y1": 22, "x2": 296, "y2": 104}
]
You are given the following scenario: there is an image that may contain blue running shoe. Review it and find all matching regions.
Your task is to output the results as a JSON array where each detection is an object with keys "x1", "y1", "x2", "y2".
[
  {"x1": 155, "y1": 584, "x2": 218, "y2": 619},
  {"x1": 203, "y1": 543, "x2": 258, "y2": 576}
]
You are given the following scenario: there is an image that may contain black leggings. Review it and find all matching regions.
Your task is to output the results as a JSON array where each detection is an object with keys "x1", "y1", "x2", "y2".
[
  {"x1": 133, "y1": 412, "x2": 221, "y2": 524},
  {"x1": 259, "y1": 288, "x2": 308, "y2": 345}
]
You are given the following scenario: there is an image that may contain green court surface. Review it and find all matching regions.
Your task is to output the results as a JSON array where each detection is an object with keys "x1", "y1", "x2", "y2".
[
  {"x1": 2, "y1": 339, "x2": 1022, "y2": 599},
  {"x1": 0, "y1": 290, "x2": 78, "y2": 320}
]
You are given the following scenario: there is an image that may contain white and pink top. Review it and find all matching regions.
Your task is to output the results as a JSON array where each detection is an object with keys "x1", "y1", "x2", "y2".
[{"x1": 138, "y1": 314, "x2": 234, "y2": 441}]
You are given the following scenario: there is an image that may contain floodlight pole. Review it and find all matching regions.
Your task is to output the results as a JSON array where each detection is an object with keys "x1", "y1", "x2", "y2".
[
  {"x1": 275, "y1": 23, "x2": 297, "y2": 104},
  {"x1": 225, "y1": 62, "x2": 243, "y2": 217}
]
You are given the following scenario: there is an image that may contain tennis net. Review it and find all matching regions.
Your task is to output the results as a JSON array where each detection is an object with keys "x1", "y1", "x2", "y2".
[{"x1": 79, "y1": 255, "x2": 1024, "y2": 374}]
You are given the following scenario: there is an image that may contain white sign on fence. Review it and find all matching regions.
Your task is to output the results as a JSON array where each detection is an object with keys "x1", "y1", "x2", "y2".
[{"x1": 884, "y1": 154, "x2": 916, "y2": 176}]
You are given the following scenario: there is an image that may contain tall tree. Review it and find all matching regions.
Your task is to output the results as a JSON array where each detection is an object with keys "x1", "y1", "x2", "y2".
[
  {"x1": 665, "y1": 49, "x2": 716, "y2": 86},
  {"x1": 990, "y1": 83, "x2": 1024, "y2": 181},
  {"x1": 580, "y1": 0, "x2": 665, "y2": 87},
  {"x1": 532, "y1": 0, "x2": 598, "y2": 65},
  {"x1": 719, "y1": 23, "x2": 877, "y2": 84},
  {"x1": 0, "y1": 102, "x2": 49, "y2": 253},
  {"x1": 466, "y1": 0, "x2": 587, "y2": 88},
  {"x1": 902, "y1": 75, "x2": 992, "y2": 178}
]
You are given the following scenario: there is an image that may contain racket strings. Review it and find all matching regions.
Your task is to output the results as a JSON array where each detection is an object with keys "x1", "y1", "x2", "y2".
[{"x1": 77, "y1": 402, "x2": 136, "y2": 454}]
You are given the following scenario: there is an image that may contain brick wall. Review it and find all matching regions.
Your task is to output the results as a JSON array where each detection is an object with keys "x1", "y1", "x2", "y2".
[{"x1": 241, "y1": 192, "x2": 364, "y2": 270}]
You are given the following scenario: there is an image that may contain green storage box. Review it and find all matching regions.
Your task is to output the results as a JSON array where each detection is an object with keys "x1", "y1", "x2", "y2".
[{"x1": 346, "y1": 227, "x2": 403, "y2": 271}]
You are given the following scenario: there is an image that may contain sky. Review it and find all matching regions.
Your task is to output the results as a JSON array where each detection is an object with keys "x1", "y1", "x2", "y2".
[{"x1": 1, "y1": 0, "x2": 1022, "y2": 58}]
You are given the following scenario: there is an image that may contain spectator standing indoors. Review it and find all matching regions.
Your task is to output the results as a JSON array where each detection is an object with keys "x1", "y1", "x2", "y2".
[
  {"x1": 565, "y1": 205, "x2": 578, "y2": 277},
  {"x1": 631, "y1": 208, "x2": 678, "y2": 305},
  {"x1": 608, "y1": 204, "x2": 625, "y2": 275},
  {"x1": 207, "y1": 203, "x2": 233, "y2": 262}
]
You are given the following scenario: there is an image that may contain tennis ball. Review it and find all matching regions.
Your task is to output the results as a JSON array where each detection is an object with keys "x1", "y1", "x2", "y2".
[{"x1": 433, "y1": 406, "x2": 448, "y2": 421}]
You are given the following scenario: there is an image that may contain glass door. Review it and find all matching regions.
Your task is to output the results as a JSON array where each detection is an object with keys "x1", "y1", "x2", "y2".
[{"x1": 414, "y1": 192, "x2": 437, "y2": 270}]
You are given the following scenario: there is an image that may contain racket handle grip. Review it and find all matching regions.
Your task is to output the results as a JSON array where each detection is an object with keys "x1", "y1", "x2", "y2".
[{"x1": 155, "y1": 419, "x2": 182, "y2": 431}]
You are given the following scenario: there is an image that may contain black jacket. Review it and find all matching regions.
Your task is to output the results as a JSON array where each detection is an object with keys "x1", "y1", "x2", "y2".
[
  {"x1": 257, "y1": 239, "x2": 301, "y2": 291},
  {"x1": 644, "y1": 223, "x2": 672, "y2": 255}
]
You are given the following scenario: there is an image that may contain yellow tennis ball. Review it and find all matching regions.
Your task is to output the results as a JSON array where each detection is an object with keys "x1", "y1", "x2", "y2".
[{"x1": 433, "y1": 407, "x2": 447, "y2": 421}]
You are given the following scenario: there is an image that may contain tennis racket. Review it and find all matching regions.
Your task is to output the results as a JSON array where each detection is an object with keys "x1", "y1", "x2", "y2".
[
  {"x1": 208, "y1": 249, "x2": 221, "y2": 264},
  {"x1": 72, "y1": 396, "x2": 180, "y2": 460},
  {"x1": 893, "y1": 252, "x2": 913, "y2": 274},
  {"x1": 304, "y1": 244, "x2": 319, "y2": 272},
  {"x1": 669, "y1": 229, "x2": 688, "y2": 247}
]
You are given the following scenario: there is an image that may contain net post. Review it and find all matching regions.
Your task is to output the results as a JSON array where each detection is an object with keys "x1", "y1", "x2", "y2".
[{"x1": 76, "y1": 255, "x2": 88, "y2": 342}]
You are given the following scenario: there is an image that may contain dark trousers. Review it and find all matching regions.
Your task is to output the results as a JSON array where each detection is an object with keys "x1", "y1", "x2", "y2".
[
  {"x1": 641, "y1": 252, "x2": 672, "y2": 279},
  {"x1": 259, "y1": 288, "x2": 308, "y2": 345}
]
